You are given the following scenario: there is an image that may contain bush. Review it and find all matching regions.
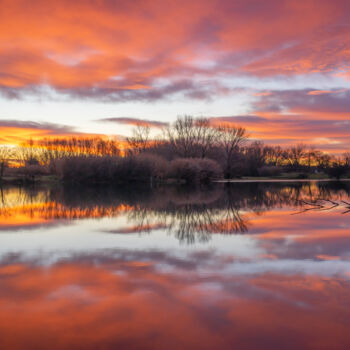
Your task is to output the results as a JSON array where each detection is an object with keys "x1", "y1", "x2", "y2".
[
  {"x1": 113, "y1": 154, "x2": 168, "y2": 182},
  {"x1": 196, "y1": 158, "x2": 223, "y2": 183},
  {"x1": 32, "y1": 152, "x2": 223, "y2": 184},
  {"x1": 17, "y1": 164, "x2": 49, "y2": 182},
  {"x1": 59, "y1": 156, "x2": 117, "y2": 183},
  {"x1": 168, "y1": 158, "x2": 200, "y2": 183},
  {"x1": 134, "y1": 154, "x2": 168, "y2": 180},
  {"x1": 168, "y1": 158, "x2": 223, "y2": 183},
  {"x1": 57, "y1": 154, "x2": 169, "y2": 184}
]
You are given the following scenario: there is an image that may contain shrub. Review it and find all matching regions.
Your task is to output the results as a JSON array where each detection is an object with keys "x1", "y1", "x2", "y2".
[
  {"x1": 19, "y1": 164, "x2": 49, "y2": 182},
  {"x1": 57, "y1": 154, "x2": 169, "y2": 184},
  {"x1": 168, "y1": 158, "x2": 223, "y2": 183},
  {"x1": 113, "y1": 154, "x2": 168, "y2": 182},
  {"x1": 168, "y1": 158, "x2": 200, "y2": 183},
  {"x1": 35, "y1": 152, "x2": 223, "y2": 184},
  {"x1": 196, "y1": 158, "x2": 223, "y2": 183},
  {"x1": 134, "y1": 154, "x2": 168, "y2": 180},
  {"x1": 59, "y1": 156, "x2": 117, "y2": 183}
]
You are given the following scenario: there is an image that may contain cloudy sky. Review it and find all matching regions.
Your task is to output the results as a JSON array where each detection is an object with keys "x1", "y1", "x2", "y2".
[{"x1": 1, "y1": 0, "x2": 350, "y2": 152}]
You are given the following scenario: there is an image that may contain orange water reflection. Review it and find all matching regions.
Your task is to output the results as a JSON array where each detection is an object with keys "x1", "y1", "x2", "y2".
[
  {"x1": 0, "y1": 182, "x2": 349, "y2": 349},
  {"x1": 0, "y1": 187, "x2": 134, "y2": 230},
  {"x1": 0, "y1": 259, "x2": 349, "y2": 350}
]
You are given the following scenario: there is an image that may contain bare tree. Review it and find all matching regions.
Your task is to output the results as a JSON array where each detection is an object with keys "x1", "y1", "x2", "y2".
[
  {"x1": 0, "y1": 146, "x2": 13, "y2": 180},
  {"x1": 244, "y1": 141, "x2": 268, "y2": 175},
  {"x1": 214, "y1": 124, "x2": 247, "y2": 178},
  {"x1": 193, "y1": 118, "x2": 217, "y2": 158},
  {"x1": 286, "y1": 144, "x2": 306, "y2": 169},
  {"x1": 165, "y1": 115, "x2": 216, "y2": 158},
  {"x1": 37, "y1": 137, "x2": 120, "y2": 158},
  {"x1": 126, "y1": 125, "x2": 151, "y2": 155},
  {"x1": 165, "y1": 115, "x2": 197, "y2": 157},
  {"x1": 16, "y1": 144, "x2": 40, "y2": 166},
  {"x1": 313, "y1": 150, "x2": 331, "y2": 170},
  {"x1": 343, "y1": 152, "x2": 350, "y2": 168},
  {"x1": 305, "y1": 146, "x2": 315, "y2": 170}
]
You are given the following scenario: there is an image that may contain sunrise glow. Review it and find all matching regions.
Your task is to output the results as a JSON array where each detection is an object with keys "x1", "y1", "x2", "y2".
[{"x1": 0, "y1": 0, "x2": 349, "y2": 152}]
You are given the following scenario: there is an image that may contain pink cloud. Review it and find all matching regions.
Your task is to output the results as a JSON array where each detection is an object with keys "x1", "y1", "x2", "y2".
[{"x1": 0, "y1": 0, "x2": 350, "y2": 100}]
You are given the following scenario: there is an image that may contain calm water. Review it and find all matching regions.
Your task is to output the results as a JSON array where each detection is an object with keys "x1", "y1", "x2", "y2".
[{"x1": 0, "y1": 182, "x2": 350, "y2": 350}]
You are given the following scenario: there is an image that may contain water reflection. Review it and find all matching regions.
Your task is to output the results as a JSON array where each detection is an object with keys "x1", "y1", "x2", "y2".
[
  {"x1": 0, "y1": 251, "x2": 350, "y2": 350},
  {"x1": 1, "y1": 182, "x2": 349, "y2": 243},
  {"x1": 0, "y1": 182, "x2": 350, "y2": 349}
]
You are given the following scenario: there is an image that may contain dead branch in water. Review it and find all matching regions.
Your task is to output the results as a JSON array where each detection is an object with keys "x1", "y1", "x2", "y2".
[{"x1": 292, "y1": 199, "x2": 349, "y2": 215}]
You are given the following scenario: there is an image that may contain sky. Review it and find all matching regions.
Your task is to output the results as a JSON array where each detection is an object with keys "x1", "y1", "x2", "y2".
[{"x1": 0, "y1": 0, "x2": 350, "y2": 152}]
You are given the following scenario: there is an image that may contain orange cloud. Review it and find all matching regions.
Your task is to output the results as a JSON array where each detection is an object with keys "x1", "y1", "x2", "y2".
[
  {"x1": 0, "y1": 0, "x2": 350, "y2": 100},
  {"x1": 1, "y1": 1, "x2": 350, "y2": 151}
]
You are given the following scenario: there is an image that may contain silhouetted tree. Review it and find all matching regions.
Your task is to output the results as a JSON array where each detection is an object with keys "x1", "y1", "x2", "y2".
[
  {"x1": 214, "y1": 124, "x2": 246, "y2": 178},
  {"x1": 165, "y1": 116, "x2": 216, "y2": 158},
  {"x1": 126, "y1": 125, "x2": 151, "y2": 155},
  {"x1": 286, "y1": 144, "x2": 306, "y2": 170},
  {"x1": 0, "y1": 146, "x2": 13, "y2": 180}
]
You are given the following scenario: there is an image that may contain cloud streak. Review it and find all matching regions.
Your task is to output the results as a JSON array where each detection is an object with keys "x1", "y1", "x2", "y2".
[
  {"x1": 253, "y1": 89, "x2": 350, "y2": 115},
  {"x1": 98, "y1": 117, "x2": 168, "y2": 128},
  {"x1": 0, "y1": 120, "x2": 75, "y2": 134},
  {"x1": 211, "y1": 89, "x2": 350, "y2": 153},
  {"x1": 0, "y1": 120, "x2": 98, "y2": 144}
]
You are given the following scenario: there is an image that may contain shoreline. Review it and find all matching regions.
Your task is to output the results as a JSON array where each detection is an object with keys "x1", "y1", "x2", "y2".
[
  {"x1": 1, "y1": 175, "x2": 350, "y2": 186},
  {"x1": 217, "y1": 178, "x2": 350, "y2": 183}
]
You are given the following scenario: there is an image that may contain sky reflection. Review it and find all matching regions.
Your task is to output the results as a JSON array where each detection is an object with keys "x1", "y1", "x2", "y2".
[{"x1": 0, "y1": 182, "x2": 349, "y2": 349}]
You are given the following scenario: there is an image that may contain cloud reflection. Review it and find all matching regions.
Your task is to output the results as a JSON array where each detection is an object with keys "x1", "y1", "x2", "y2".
[{"x1": 0, "y1": 250, "x2": 349, "y2": 349}]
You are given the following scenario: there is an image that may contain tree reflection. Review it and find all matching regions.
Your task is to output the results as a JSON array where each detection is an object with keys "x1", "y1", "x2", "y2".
[{"x1": 0, "y1": 181, "x2": 349, "y2": 243}]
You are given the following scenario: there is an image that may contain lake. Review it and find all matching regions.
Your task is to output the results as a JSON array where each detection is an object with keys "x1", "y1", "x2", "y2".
[{"x1": 0, "y1": 181, "x2": 350, "y2": 349}]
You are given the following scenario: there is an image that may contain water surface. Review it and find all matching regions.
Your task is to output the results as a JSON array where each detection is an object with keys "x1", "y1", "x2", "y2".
[{"x1": 0, "y1": 182, "x2": 350, "y2": 349}]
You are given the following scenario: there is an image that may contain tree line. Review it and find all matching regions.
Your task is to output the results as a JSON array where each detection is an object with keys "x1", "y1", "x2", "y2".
[{"x1": 0, "y1": 115, "x2": 349, "y2": 183}]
